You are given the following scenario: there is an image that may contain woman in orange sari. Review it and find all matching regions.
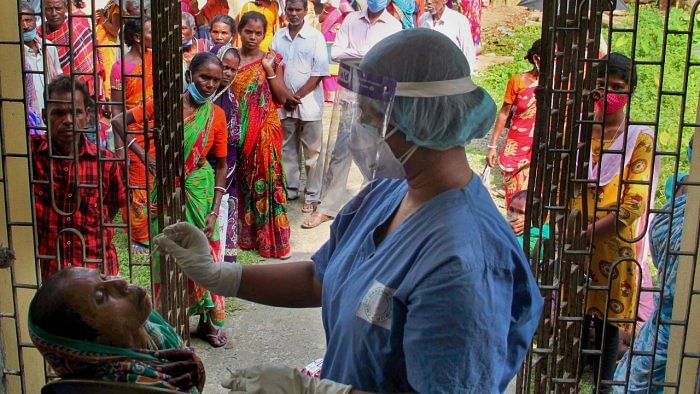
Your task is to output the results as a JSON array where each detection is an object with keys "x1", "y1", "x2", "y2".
[
  {"x1": 111, "y1": 17, "x2": 154, "y2": 255},
  {"x1": 234, "y1": 12, "x2": 296, "y2": 258}
]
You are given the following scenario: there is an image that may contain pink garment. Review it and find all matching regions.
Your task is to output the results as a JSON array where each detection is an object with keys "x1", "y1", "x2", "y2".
[
  {"x1": 181, "y1": 0, "x2": 190, "y2": 13},
  {"x1": 110, "y1": 59, "x2": 138, "y2": 90},
  {"x1": 588, "y1": 125, "x2": 660, "y2": 323},
  {"x1": 321, "y1": 0, "x2": 353, "y2": 37},
  {"x1": 321, "y1": 0, "x2": 352, "y2": 101}
]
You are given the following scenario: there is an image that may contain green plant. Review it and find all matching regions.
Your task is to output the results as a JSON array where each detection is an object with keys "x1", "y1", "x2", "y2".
[{"x1": 605, "y1": 6, "x2": 699, "y2": 204}]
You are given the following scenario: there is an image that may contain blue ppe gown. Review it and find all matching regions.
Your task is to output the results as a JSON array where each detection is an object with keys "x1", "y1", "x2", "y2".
[{"x1": 312, "y1": 177, "x2": 544, "y2": 393}]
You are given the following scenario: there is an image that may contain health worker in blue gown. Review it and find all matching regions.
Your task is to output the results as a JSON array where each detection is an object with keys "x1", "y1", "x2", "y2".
[{"x1": 154, "y1": 28, "x2": 544, "y2": 394}]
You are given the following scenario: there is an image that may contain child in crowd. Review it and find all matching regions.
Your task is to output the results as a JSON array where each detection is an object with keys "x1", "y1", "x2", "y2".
[{"x1": 507, "y1": 190, "x2": 550, "y2": 256}]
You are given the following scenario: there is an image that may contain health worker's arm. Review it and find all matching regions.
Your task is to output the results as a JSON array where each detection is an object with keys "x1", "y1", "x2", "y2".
[
  {"x1": 237, "y1": 261, "x2": 323, "y2": 308},
  {"x1": 152, "y1": 222, "x2": 323, "y2": 307}
]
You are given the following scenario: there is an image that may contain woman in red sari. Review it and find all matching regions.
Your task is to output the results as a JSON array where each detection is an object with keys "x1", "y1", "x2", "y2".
[
  {"x1": 233, "y1": 12, "x2": 297, "y2": 258},
  {"x1": 486, "y1": 39, "x2": 540, "y2": 208}
]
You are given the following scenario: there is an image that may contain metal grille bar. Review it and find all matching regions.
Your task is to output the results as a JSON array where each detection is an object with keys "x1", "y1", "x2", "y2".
[{"x1": 518, "y1": 1, "x2": 700, "y2": 392}]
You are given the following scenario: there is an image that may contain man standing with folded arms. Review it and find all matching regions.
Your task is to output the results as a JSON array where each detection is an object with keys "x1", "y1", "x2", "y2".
[
  {"x1": 272, "y1": 0, "x2": 330, "y2": 215},
  {"x1": 302, "y1": 0, "x2": 400, "y2": 228}
]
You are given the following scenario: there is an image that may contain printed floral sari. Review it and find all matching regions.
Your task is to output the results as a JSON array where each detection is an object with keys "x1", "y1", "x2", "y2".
[{"x1": 233, "y1": 56, "x2": 291, "y2": 258}]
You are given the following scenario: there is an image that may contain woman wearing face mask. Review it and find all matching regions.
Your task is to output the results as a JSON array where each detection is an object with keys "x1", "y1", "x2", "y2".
[
  {"x1": 110, "y1": 17, "x2": 154, "y2": 256},
  {"x1": 208, "y1": 44, "x2": 242, "y2": 261},
  {"x1": 113, "y1": 52, "x2": 230, "y2": 347},
  {"x1": 486, "y1": 39, "x2": 541, "y2": 209},
  {"x1": 233, "y1": 12, "x2": 297, "y2": 259},
  {"x1": 154, "y1": 30, "x2": 543, "y2": 393},
  {"x1": 178, "y1": 52, "x2": 230, "y2": 348},
  {"x1": 182, "y1": 12, "x2": 212, "y2": 67},
  {"x1": 576, "y1": 52, "x2": 658, "y2": 393}
]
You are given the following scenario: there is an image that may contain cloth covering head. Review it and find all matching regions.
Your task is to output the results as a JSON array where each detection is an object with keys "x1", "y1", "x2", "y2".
[
  {"x1": 359, "y1": 29, "x2": 496, "y2": 150},
  {"x1": 29, "y1": 309, "x2": 203, "y2": 393}
]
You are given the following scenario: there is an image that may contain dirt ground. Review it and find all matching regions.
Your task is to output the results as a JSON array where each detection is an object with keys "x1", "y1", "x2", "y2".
[{"x1": 195, "y1": 5, "x2": 532, "y2": 393}]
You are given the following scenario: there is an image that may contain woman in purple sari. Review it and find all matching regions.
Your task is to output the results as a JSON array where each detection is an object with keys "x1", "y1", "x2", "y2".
[{"x1": 209, "y1": 44, "x2": 242, "y2": 262}]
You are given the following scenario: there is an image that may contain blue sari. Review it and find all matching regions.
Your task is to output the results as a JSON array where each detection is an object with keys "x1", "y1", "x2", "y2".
[{"x1": 613, "y1": 193, "x2": 686, "y2": 393}]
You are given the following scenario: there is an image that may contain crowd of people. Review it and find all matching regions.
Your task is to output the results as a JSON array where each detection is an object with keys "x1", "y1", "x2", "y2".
[
  {"x1": 23, "y1": 0, "x2": 487, "y2": 347},
  {"x1": 19, "y1": 0, "x2": 694, "y2": 392}
]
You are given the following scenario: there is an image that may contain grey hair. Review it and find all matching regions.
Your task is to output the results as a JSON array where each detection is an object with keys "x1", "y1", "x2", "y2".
[
  {"x1": 20, "y1": 0, "x2": 35, "y2": 13},
  {"x1": 182, "y1": 11, "x2": 196, "y2": 29}
]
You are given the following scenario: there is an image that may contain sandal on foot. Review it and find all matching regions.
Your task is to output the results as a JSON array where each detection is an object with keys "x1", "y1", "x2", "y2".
[
  {"x1": 301, "y1": 213, "x2": 333, "y2": 229},
  {"x1": 198, "y1": 326, "x2": 228, "y2": 348},
  {"x1": 302, "y1": 202, "x2": 317, "y2": 213}
]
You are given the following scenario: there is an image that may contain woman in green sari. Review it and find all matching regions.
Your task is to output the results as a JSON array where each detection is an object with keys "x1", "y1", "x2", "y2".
[
  {"x1": 29, "y1": 267, "x2": 205, "y2": 392},
  {"x1": 178, "y1": 52, "x2": 230, "y2": 347},
  {"x1": 115, "y1": 52, "x2": 230, "y2": 348}
]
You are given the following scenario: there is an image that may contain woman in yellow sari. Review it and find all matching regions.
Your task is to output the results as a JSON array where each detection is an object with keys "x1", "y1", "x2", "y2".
[
  {"x1": 576, "y1": 53, "x2": 658, "y2": 393},
  {"x1": 111, "y1": 17, "x2": 154, "y2": 255},
  {"x1": 96, "y1": 0, "x2": 140, "y2": 99}
]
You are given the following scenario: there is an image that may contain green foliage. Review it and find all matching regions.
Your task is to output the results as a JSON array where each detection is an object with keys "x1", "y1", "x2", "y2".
[
  {"x1": 475, "y1": 24, "x2": 541, "y2": 104},
  {"x1": 605, "y1": 6, "x2": 699, "y2": 204},
  {"x1": 477, "y1": 7, "x2": 697, "y2": 207}
]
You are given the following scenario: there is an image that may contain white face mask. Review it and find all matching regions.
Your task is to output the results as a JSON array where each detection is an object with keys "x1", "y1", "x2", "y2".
[{"x1": 350, "y1": 125, "x2": 418, "y2": 180}]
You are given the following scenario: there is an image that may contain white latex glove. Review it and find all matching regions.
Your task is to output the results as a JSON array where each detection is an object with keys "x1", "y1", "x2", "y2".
[
  {"x1": 153, "y1": 222, "x2": 242, "y2": 297},
  {"x1": 223, "y1": 365, "x2": 352, "y2": 394}
]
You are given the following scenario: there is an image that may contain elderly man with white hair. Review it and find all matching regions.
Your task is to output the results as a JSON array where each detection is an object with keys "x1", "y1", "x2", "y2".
[{"x1": 182, "y1": 11, "x2": 211, "y2": 67}]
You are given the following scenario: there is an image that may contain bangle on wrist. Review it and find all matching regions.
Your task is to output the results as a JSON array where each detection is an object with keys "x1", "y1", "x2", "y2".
[
  {"x1": 214, "y1": 186, "x2": 226, "y2": 193},
  {"x1": 266, "y1": 73, "x2": 277, "y2": 80},
  {"x1": 208, "y1": 211, "x2": 219, "y2": 218},
  {"x1": 487, "y1": 144, "x2": 498, "y2": 149},
  {"x1": 127, "y1": 139, "x2": 137, "y2": 149}
]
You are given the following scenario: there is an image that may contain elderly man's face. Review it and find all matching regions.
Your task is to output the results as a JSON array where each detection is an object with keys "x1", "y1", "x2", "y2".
[
  {"x1": 125, "y1": 1, "x2": 140, "y2": 15},
  {"x1": 425, "y1": 0, "x2": 447, "y2": 16},
  {"x1": 44, "y1": 0, "x2": 67, "y2": 30},
  {"x1": 21, "y1": 13, "x2": 37, "y2": 34}
]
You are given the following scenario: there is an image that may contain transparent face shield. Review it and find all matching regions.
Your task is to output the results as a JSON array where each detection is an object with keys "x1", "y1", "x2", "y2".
[
  {"x1": 320, "y1": 61, "x2": 482, "y2": 216},
  {"x1": 321, "y1": 61, "x2": 398, "y2": 214}
]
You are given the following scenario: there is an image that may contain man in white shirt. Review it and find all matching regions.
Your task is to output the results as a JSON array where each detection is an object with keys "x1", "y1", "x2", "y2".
[
  {"x1": 330, "y1": 2, "x2": 402, "y2": 61},
  {"x1": 419, "y1": 0, "x2": 477, "y2": 72},
  {"x1": 271, "y1": 0, "x2": 330, "y2": 212},
  {"x1": 302, "y1": 0, "x2": 401, "y2": 228},
  {"x1": 20, "y1": 1, "x2": 62, "y2": 116}
]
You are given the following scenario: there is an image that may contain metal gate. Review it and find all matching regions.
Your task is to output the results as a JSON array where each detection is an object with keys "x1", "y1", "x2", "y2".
[
  {"x1": 0, "y1": 0, "x2": 187, "y2": 390},
  {"x1": 518, "y1": 0, "x2": 699, "y2": 392}
]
